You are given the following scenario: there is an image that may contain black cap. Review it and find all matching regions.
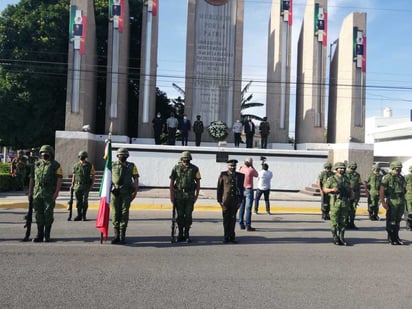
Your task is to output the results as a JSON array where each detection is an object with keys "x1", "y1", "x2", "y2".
[{"x1": 227, "y1": 159, "x2": 238, "y2": 166}]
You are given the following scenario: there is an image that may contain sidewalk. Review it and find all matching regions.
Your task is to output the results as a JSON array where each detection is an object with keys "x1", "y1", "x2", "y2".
[{"x1": 0, "y1": 188, "x2": 372, "y2": 215}]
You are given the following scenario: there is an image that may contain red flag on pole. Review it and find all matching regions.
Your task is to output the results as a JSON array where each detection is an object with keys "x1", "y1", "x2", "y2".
[{"x1": 95, "y1": 137, "x2": 112, "y2": 242}]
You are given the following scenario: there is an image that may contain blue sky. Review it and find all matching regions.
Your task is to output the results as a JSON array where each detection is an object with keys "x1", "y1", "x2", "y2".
[{"x1": 2, "y1": 0, "x2": 411, "y2": 126}]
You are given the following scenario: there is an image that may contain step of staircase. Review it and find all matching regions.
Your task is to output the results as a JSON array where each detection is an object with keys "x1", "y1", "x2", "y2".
[
  {"x1": 61, "y1": 171, "x2": 103, "y2": 192},
  {"x1": 300, "y1": 183, "x2": 367, "y2": 197}
]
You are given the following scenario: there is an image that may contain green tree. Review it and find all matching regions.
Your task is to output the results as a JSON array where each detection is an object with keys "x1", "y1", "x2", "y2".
[
  {"x1": 240, "y1": 80, "x2": 264, "y2": 123},
  {"x1": 0, "y1": 0, "x2": 70, "y2": 148}
]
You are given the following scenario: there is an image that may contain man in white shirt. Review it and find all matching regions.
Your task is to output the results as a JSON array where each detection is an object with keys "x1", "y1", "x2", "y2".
[{"x1": 254, "y1": 163, "x2": 273, "y2": 214}]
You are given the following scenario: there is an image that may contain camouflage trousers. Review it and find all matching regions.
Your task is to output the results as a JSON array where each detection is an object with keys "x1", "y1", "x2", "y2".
[
  {"x1": 33, "y1": 197, "x2": 55, "y2": 228},
  {"x1": 175, "y1": 196, "x2": 195, "y2": 228},
  {"x1": 330, "y1": 199, "x2": 349, "y2": 234}
]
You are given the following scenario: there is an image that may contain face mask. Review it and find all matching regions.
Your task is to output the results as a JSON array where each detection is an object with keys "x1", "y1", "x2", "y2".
[
  {"x1": 42, "y1": 154, "x2": 50, "y2": 160},
  {"x1": 119, "y1": 156, "x2": 127, "y2": 163}
]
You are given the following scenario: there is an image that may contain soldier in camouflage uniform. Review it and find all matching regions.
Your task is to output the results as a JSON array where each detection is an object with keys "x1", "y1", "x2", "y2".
[
  {"x1": 169, "y1": 151, "x2": 201, "y2": 243},
  {"x1": 364, "y1": 164, "x2": 384, "y2": 221},
  {"x1": 28, "y1": 145, "x2": 63, "y2": 242},
  {"x1": 317, "y1": 162, "x2": 333, "y2": 220},
  {"x1": 346, "y1": 162, "x2": 362, "y2": 229},
  {"x1": 217, "y1": 159, "x2": 245, "y2": 244},
  {"x1": 323, "y1": 162, "x2": 353, "y2": 246},
  {"x1": 10, "y1": 149, "x2": 28, "y2": 191},
  {"x1": 405, "y1": 166, "x2": 412, "y2": 231},
  {"x1": 70, "y1": 150, "x2": 96, "y2": 221},
  {"x1": 110, "y1": 148, "x2": 139, "y2": 245},
  {"x1": 380, "y1": 161, "x2": 406, "y2": 245}
]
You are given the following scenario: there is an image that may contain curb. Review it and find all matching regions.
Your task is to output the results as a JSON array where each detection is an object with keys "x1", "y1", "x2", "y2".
[{"x1": 0, "y1": 202, "x2": 377, "y2": 215}]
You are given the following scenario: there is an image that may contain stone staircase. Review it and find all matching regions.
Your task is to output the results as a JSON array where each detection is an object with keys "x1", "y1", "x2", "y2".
[
  {"x1": 61, "y1": 171, "x2": 103, "y2": 192},
  {"x1": 300, "y1": 183, "x2": 367, "y2": 197}
]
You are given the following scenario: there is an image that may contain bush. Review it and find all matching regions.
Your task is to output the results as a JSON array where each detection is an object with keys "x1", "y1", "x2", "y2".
[
  {"x1": 0, "y1": 162, "x2": 10, "y2": 173},
  {"x1": 0, "y1": 173, "x2": 13, "y2": 192}
]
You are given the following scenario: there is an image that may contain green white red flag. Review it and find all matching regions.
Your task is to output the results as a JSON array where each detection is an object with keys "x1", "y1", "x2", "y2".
[{"x1": 95, "y1": 139, "x2": 112, "y2": 241}]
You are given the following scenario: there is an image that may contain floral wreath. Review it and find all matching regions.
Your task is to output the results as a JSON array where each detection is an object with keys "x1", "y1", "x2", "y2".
[{"x1": 207, "y1": 120, "x2": 229, "y2": 141}]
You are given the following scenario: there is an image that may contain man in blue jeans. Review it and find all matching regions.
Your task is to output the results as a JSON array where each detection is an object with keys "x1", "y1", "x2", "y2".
[{"x1": 238, "y1": 157, "x2": 258, "y2": 231}]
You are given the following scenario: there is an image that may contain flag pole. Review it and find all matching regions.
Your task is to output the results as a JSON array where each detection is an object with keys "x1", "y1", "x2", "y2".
[{"x1": 96, "y1": 122, "x2": 113, "y2": 244}]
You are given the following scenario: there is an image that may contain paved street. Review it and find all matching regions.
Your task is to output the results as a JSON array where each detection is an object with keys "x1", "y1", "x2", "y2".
[{"x1": 1, "y1": 207, "x2": 412, "y2": 309}]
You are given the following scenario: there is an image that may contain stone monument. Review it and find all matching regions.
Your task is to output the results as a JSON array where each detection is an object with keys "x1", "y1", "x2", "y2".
[
  {"x1": 185, "y1": 0, "x2": 244, "y2": 141},
  {"x1": 295, "y1": 0, "x2": 328, "y2": 144},
  {"x1": 266, "y1": 0, "x2": 293, "y2": 144}
]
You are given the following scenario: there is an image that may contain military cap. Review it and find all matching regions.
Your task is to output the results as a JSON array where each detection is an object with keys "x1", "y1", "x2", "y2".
[
  {"x1": 390, "y1": 161, "x2": 402, "y2": 169},
  {"x1": 117, "y1": 148, "x2": 129, "y2": 156},
  {"x1": 39, "y1": 145, "x2": 54, "y2": 155},
  {"x1": 323, "y1": 162, "x2": 332, "y2": 168},
  {"x1": 180, "y1": 151, "x2": 192, "y2": 160},
  {"x1": 348, "y1": 162, "x2": 357, "y2": 169},
  {"x1": 227, "y1": 159, "x2": 238, "y2": 166},
  {"x1": 333, "y1": 162, "x2": 346, "y2": 170},
  {"x1": 78, "y1": 150, "x2": 88, "y2": 158}
]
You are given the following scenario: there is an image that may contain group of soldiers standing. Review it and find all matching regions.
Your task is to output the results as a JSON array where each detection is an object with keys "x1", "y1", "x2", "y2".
[
  {"x1": 318, "y1": 160, "x2": 412, "y2": 246},
  {"x1": 20, "y1": 144, "x2": 412, "y2": 247}
]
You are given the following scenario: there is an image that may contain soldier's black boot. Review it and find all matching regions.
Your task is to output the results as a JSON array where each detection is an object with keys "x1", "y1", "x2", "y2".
[
  {"x1": 74, "y1": 208, "x2": 82, "y2": 221},
  {"x1": 332, "y1": 230, "x2": 341, "y2": 245},
  {"x1": 33, "y1": 225, "x2": 44, "y2": 243},
  {"x1": 184, "y1": 227, "x2": 191, "y2": 243},
  {"x1": 321, "y1": 211, "x2": 326, "y2": 220},
  {"x1": 82, "y1": 208, "x2": 88, "y2": 221},
  {"x1": 395, "y1": 226, "x2": 404, "y2": 245},
  {"x1": 120, "y1": 229, "x2": 127, "y2": 244},
  {"x1": 177, "y1": 226, "x2": 185, "y2": 242},
  {"x1": 111, "y1": 228, "x2": 120, "y2": 244},
  {"x1": 339, "y1": 230, "x2": 348, "y2": 246},
  {"x1": 389, "y1": 225, "x2": 399, "y2": 245},
  {"x1": 44, "y1": 225, "x2": 52, "y2": 242}
]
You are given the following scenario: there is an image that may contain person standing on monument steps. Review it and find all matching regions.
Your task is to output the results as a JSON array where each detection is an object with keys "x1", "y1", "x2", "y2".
[
  {"x1": 244, "y1": 116, "x2": 255, "y2": 148},
  {"x1": 259, "y1": 117, "x2": 270, "y2": 149},
  {"x1": 193, "y1": 115, "x2": 204, "y2": 146},
  {"x1": 110, "y1": 148, "x2": 139, "y2": 245},
  {"x1": 152, "y1": 112, "x2": 164, "y2": 145},
  {"x1": 217, "y1": 159, "x2": 244, "y2": 244},
  {"x1": 179, "y1": 114, "x2": 191, "y2": 146},
  {"x1": 169, "y1": 151, "x2": 201, "y2": 243},
  {"x1": 28, "y1": 145, "x2": 63, "y2": 242},
  {"x1": 166, "y1": 112, "x2": 179, "y2": 145},
  {"x1": 232, "y1": 120, "x2": 243, "y2": 147},
  {"x1": 70, "y1": 150, "x2": 96, "y2": 221}
]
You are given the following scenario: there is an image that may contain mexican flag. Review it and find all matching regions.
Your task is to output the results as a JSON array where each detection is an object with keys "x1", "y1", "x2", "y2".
[{"x1": 95, "y1": 139, "x2": 112, "y2": 241}]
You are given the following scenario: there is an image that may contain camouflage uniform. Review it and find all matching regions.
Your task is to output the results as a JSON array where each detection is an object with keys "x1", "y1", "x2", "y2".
[
  {"x1": 111, "y1": 148, "x2": 139, "y2": 244},
  {"x1": 217, "y1": 160, "x2": 245, "y2": 243},
  {"x1": 71, "y1": 151, "x2": 96, "y2": 221},
  {"x1": 169, "y1": 151, "x2": 201, "y2": 242},
  {"x1": 380, "y1": 161, "x2": 406, "y2": 245},
  {"x1": 405, "y1": 166, "x2": 412, "y2": 230},
  {"x1": 324, "y1": 162, "x2": 352, "y2": 246},
  {"x1": 346, "y1": 162, "x2": 362, "y2": 229},
  {"x1": 364, "y1": 164, "x2": 383, "y2": 221},
  {"x1": 29, "y1": 145, "x2": 63, "y2": 242},
  {"x1": 11, "y1": 150, "x2": 27, "y2": 190},
  {"x1": 317, "y1": 162, "x2": 333, "y2": 220}
]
